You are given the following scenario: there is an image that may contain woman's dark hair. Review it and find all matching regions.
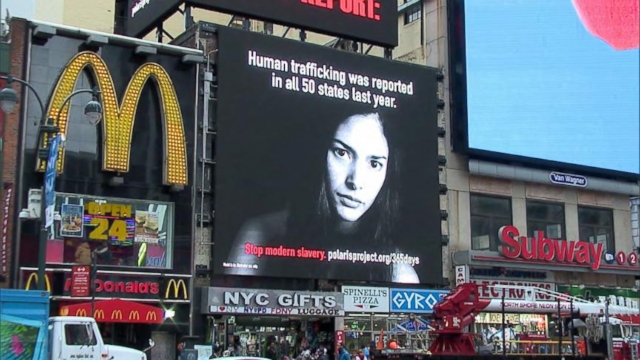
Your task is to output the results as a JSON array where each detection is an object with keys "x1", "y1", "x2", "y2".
[{"x1": 286, "y1": 111, "x2": 402, "y2": 251}]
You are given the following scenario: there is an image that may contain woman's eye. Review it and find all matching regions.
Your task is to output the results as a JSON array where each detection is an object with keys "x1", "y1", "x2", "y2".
[
  {"x1": 370, "y1": 161, "x2": 383, "y2": 169},
  {"x1": 334, "y1": 148, "x2": 348, "y2": 158}
]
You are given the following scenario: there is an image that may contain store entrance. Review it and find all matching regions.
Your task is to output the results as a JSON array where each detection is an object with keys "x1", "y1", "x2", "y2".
[
  {"x1": 98, "y1": 322, "x2": 153, "y2": 351},
  {"x1": 222, "y1": 316, "x2": 335, "y2": 359}
]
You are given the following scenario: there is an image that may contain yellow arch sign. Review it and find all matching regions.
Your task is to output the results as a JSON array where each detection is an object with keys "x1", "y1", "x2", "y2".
[{"x1": 38, "y1": 51, "x2": 188, "y2": 186}]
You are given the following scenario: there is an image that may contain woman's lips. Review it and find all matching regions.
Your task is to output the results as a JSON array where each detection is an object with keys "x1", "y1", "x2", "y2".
[{"x1": 337, "y1": 193, "x2": 363, "y2": 208}]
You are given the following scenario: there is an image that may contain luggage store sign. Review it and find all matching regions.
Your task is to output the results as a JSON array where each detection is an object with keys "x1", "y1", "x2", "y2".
[{"x1": 203, "y1": 287, "x2": 344, "y2": 316}]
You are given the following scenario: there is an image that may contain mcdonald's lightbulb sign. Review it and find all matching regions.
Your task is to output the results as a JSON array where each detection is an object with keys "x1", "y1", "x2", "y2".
[{"x1": 37, "y1": 51, "x2": 189, "y2": 186}]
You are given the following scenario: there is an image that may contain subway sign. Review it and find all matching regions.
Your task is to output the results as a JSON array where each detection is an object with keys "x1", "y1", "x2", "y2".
[{"x1": 37, "y1": 51, "x2": 189, "y2": 186}]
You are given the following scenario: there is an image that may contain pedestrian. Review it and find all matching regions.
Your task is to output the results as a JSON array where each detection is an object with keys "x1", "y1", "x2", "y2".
[
  {"x1": 266, "y1": 341, "x2": 278, "y2": 360},
  {"x1": 338, "y1": 343, "x2": 350, "y2": 360}
]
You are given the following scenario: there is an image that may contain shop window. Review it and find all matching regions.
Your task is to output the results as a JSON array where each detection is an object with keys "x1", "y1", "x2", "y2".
[
  {"x1": 470, "y1": 194, "x2": 512, "y2": 251},
  {"x1": 404, "y1": 3, "x2": 422, "y2": 25},
  {"x1": 47, "y1": 193, "x2": 174, "y2": 269},
  {"x1": 343, "y1": 314, "x2": 432, "y2": 353},
  {"x1": 578, "y1": 206, "x2": 615, "y2": 252},
  {"x1": 526, "y1": 200, "x2": 565, "y2": 240}
]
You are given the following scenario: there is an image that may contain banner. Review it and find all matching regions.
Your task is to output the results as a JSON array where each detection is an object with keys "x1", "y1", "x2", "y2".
[
  {"x1": 126, "y1": 0, "x2": 398, "y2": 47},
  {"x1": 1, "y1": 182, "x2": 12, "y2": 282},
  {"x1": 212, "y1": 26, "x2": 441, "y2": 284}
]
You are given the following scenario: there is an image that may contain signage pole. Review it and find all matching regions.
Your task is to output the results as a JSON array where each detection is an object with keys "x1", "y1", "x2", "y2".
[
  {"x1": 501, "y1": 289, "x2": 506, "y2": 358},
  {"x1": 557, "y1": 296, "x2": 562, "y2": 356},
  {"x1": 91, "y1": 251, "x2": 96, "y2": 317},
  {"x1": 605, "y1": 298, "x2": 613, "y2": 360},
  {"x1": 570, "y1": 298, "x2": 575, "y2": 356}
]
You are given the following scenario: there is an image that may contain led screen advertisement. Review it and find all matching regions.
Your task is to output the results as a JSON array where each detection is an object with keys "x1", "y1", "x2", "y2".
[
  {"x1": 452, "y1": 0, "x2": 639, "y2": 177},
  {"x1": 213, "y1": 26, "x2": 441, "y2": 284},
  {"x1": 126, "y1": 0, "x2": 398, "y2": 47}
]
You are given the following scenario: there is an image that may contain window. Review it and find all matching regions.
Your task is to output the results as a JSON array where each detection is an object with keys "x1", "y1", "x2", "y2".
[
  {"x1": 47, "y1": 193, "x2": 174, "y2": 269},
  {"x1": 263, "y1": 22, "x2": 274, "y2": 35},
  {"x1": 578, "y1": 206, "x2": 615, "y2": 252},
  {"x1": 64, "y1": 324, "x2": 97, "y2": 346},
  {"x1": 404, "y1": 3, "x2": 422, "y2": 25},
  {"x1": 470, "y1": 194, "x2": 512, "y2": 251},
  {"x1": 526, "y1": 200, "x2": 565, "y2": 239}
]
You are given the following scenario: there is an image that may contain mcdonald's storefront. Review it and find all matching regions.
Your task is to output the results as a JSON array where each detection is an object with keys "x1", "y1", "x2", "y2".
[
  {"x1": 10, "y1": 20, "x2": 200, "y2": 357},
  {"x1": 21, "y1": 267, "x2": 192, "y2": 351}
]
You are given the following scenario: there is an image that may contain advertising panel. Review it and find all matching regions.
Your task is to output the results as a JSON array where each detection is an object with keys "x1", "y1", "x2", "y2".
[
  {"x1": 203, "y1": 287, "x2": 344, "y2": 316},
  {"x1": 70, "y1": 265, "x2": 90, "y2": 297},
  {"x1": 22, "y1": 268, "x2": 189, "y2": 303},
  {"x1": 52, "y1": 193, "x2": 173, "y2": 269},
  {"x1": 342, "y1": 286, "x2": 389, "y2": 312},
  {"x1": 213, "y1": 27, "x2": 441, "y2": 284},
  {"x1": 470, "y1": 279, "x2": 556, "y2": 301},
  {"x1": 389, "y1": 288, "x2": 447, "y2": 314},
  {"x1": 63, "y1": 274, "x2": 188, "y2": 302},
  {"x1": 125, "y1": 0, "x2": 398, "y2": 47},
  {"x1": 451, "y1": 0, "x2": 639, "y2": 178}
]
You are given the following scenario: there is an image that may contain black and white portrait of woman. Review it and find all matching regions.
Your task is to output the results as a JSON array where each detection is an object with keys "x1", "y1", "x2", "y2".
[
  {"x1": 214, "y1": 27, "x2": 442, "y2": 284},
  {"x1": 223, "y1": 112, "x2": 422, "y2": 283}
]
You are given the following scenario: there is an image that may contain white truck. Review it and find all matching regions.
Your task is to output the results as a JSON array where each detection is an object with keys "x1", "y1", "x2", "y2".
[{"x1": 1, "y1": 289, "x2": 152, "y2": 360}]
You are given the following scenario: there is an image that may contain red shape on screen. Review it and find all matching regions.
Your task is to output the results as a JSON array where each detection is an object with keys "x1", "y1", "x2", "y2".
[{"x1": 572, "y1": 0, "x2": 640, "y2": 51}]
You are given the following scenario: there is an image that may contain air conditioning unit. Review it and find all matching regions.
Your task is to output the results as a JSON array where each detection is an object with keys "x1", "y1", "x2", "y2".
[{"x1": 26, "y1": 188, "x2": 42, "y2": 218}]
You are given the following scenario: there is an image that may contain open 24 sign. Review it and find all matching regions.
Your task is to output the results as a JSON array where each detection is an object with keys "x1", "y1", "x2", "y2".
[{"x1": 85, "y1": 202, "x2": 134, "y2": 241}]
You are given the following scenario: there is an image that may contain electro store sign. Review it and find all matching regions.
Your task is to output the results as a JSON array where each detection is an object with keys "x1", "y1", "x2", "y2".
[
  {"x1": 342, "y1": 286, "x2": 389, "y2": 313},
  {"x1": 205, "y1": 287, "x2": 345, "y2": 316},
  {"x1": 389, "y1": 288, "x2": 447, "y2": 314}
]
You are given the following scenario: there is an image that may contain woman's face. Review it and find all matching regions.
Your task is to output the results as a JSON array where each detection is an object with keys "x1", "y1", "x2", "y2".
[{"x1": 326, "y1": 114, "x2": 389, "y2": 222}]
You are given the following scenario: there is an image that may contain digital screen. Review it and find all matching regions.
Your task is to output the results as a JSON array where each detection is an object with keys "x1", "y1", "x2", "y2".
[
  {"x1": 462, "y1": 0, "x2": 639, "y2": 176},
  {"x1": 213, "y1": 26, "x2": 441, "y2": 284},
  {"x1": 125, "y1": 0, "x2": 398, "y2": 47}
]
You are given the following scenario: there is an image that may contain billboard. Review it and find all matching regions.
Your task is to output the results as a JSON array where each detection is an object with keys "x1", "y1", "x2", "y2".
[
  {"x1": 450, "y1": 0, "x2": 639, "y2": 178},
  {"x1": 125, "y1": 0, "x2": 398, "y2": 47},
  {"x1": 213, "y1": 26, "x2": 441, "y2": 284}
]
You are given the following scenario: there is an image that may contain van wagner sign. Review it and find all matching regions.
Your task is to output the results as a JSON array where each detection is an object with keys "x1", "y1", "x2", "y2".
[{"x1": 203, "y1": 287, "x2": 344, "y2": 316}]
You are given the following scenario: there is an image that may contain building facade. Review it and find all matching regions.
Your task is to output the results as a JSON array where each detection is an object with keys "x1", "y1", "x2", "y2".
[{"x1": 2, "y1": 17, "x2": 202, "y2": 358}]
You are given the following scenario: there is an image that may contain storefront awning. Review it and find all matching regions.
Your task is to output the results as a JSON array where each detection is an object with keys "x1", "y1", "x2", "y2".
[{"x1": 60, "y1": 299, "x2": 164, "y2": 324}]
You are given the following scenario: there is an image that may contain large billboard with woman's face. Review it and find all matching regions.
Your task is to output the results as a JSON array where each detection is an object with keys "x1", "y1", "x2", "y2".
[{"x1": 213, "y1": 26, "x2": 441, "y2": 284}]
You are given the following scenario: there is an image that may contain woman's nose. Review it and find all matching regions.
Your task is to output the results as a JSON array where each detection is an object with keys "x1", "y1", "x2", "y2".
[{"x1": 345, "y1": 162, "x2": 365, "y2": 190}]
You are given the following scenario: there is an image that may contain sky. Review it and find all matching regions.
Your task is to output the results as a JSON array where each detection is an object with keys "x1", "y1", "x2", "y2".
[
  {"x1": 1, "y1": 0, "x2": 34, "y2": 20},
  {"x1": 465, "y1": 0, "x2": 640, "y2": 175}
]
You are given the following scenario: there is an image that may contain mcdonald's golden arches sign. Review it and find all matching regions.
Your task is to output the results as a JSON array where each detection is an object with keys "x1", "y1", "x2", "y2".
[
  {"x1": 25, "y1": 272, "x2": 51, "y2": 292},
  {"x1": 165, "y1": 279, "x2": 188, "y2": 300},
  {"x1": 38, "y1": 51, "x2": 189, "y2": 186}
]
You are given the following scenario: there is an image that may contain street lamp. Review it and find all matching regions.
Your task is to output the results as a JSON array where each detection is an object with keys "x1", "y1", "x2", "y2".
[{"x1": 0, "y1": 75, "x2": 103, "y2": 291}]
